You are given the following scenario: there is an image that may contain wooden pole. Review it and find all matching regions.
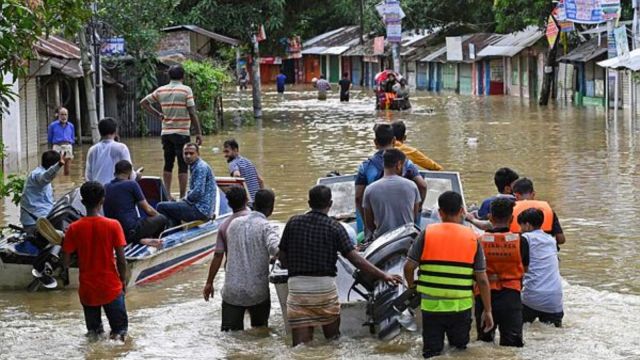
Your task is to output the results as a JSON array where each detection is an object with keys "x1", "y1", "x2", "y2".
[{"x1": 74, "y1": 79, "x2": 82, "y2": 145}]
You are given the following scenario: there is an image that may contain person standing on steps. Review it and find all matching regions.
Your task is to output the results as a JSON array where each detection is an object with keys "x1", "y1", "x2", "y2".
[{"x1": 141, "y1": 64, "x2": 203, "y2": 198}]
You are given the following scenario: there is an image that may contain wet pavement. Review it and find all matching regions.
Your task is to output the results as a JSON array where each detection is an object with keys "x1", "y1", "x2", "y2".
[{"x1": 1, "y1": 86, "x2": 640, "y2": 359}]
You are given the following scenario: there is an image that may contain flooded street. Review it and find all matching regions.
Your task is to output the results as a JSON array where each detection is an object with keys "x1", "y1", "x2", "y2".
[{"x1": 2, "y1": 87, "x2": 640, "y2": 359}]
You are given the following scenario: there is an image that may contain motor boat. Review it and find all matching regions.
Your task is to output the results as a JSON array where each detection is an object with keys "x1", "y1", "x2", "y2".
[
  {"x1": 0, "y1": 176, "x2": 248, "y2": 291},
  {"x1": 270, "y1": 171, "x2": 473, "y2": 340}
]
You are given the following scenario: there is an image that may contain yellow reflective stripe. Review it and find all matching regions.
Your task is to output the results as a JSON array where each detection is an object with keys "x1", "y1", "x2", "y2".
[
  {"x1": 420, "y1": 264, "x2": 474, "y2": 276},
  {"x1": 421, "y1": 297, "x2": 473, "y2": 312},
  {"x1": 418, "y1": 275, "x2": 473, "y2": 287}
]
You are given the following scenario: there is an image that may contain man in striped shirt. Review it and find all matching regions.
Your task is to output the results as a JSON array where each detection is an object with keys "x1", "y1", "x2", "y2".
[
  {"x1": 141, "y1": 64, "x2": 203, "y2": 198},
  {"x1": 223, "y1": 139, "x2": 264, "y2": 204}
]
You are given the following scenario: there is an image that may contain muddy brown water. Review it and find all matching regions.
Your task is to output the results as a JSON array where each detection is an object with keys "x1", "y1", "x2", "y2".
[{"x1": 1, "y1": 87, "x2": 639, "y2": 359}]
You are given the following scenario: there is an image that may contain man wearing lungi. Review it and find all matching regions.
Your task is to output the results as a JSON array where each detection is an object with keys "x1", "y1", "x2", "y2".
[{"x1": 279, "y1": 185, "x2": 402, "y2": 346}]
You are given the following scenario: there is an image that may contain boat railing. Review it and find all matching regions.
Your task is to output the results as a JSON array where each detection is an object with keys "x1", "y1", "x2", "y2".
[{"x1": 158, "y1": 219, "x2": 213, "y2": 239}]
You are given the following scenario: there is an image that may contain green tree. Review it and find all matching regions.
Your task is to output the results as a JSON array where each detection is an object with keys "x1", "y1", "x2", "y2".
[
  {"x1": 493, "y1": 0, "x2": 553, "y2": 33},
  {"x1": 0, "y1": 0, "x2": 90, "y2": 113},
  {"x1": 182, "y1": 60, "x2": 231, "y2": 134}
]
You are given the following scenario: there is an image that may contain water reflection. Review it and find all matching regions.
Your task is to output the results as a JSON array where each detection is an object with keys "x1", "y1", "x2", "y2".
[{"x1": 2, "y1": 87, "x2": 640, "y2": 359}]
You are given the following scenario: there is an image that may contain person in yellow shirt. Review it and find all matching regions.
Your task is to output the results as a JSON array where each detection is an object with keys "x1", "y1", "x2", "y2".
[{"x1": 392, "y1": 121, "x2": 443, "y2": 171}]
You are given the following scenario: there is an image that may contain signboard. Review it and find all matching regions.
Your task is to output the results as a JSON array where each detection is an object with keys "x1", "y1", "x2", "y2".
[
  {"x1": 259, "y1": 57, "x2": 282, "y2": 65},
  {"x1": 613, "y1": 26, "x2": 629, "y2": 57},
  {"x1": 101, "y1": 37, "x2": 125, "y2": 56},
  {"x1": 373, "y1": 36, "x2": 385, "y2": 55},
  {"x1": 546, "y1": 16, "x2": 559, "y2": 48},
  {"x1": 446, "y1": 37, "x2": 463, "y2": 61},
  {"x1": 555, "y1": 1, "x2": 576, "y2": 32},
  {"x1": 564, "y1": 0, "x2": 603, "y2": 24},
  {"x1": 608, "y1": 28, "x2": 617, "y2": 57},
  {"x1": 564, "y1": 0, "x2": 620, "y2": 24},
  {"x1": 376, "y1": 1, "x2": 405, "y2": 19},
  {"x1": 384, "y1": 0, "x2": 403, "y2": 43},
  {"x1": 601, "y1": 0, "x2": 621, "y2": 21},
  {"x1": 469, "y1": 43, "x2": 476, "y2": 60}
]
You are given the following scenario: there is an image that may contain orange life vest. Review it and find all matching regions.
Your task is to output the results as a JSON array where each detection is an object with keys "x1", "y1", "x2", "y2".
[
  {"x1": 510, "y1": 200, "x2": 554, "y2": 233},
  {"x1": 417, "y1": 223, "x2": 478, "y2": 312},
  {"x1": 473, "y1": 232, "x2": 524, "y2": 295}
]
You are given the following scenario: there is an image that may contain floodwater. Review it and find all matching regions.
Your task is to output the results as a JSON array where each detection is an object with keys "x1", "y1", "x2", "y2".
[{"x1": 2, "y1": 86, "x2": 640, "y2": 359}]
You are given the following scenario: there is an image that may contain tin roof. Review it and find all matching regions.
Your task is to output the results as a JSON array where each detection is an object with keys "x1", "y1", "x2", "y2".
[
  {"x1": 477, "y1": 26, "x2": 543, "y2": 58},
  {"x1": 558, "y1": 37, "x2": 607, "y2": 63},
  {"x1": 162, "y1": 25, "x2": 240, "y2": 46},
  {"x1": 301, "y1": 46, "x2": 327, "y2": 55},
  {"x1": 321, "y1": 46, "x2": 351, "y2": 55},
  {"x1": 302, "y1": 26, "x2": 362, "y2": 55},
  {"x1": 598, "y1": 48, "x2": 640, "y2": 70},
  {"x1": 419, "y1": 33, "x2": 500, "y2": 63}
]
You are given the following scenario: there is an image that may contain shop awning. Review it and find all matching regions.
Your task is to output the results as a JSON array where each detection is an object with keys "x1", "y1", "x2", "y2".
[{"x1": 597, "y1": 49, "x2": 640, "y2": 70}]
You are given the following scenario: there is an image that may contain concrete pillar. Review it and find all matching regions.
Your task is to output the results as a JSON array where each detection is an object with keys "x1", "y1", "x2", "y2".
[{"x1": 2, "y1": 73, "x2": 22, "y2": 172}]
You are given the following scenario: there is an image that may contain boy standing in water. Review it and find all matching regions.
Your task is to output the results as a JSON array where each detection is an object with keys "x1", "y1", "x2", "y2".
[
  {"x1": 517, "y1": 208, "x2": 564, "y2": 327},
  {"x1": 63, "y1": 181, "x2": 128, "y2": 340}
]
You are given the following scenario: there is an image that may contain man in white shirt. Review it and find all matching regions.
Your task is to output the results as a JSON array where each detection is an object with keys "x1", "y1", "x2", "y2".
[{"x1": 85, "y1": 118, "x2": 138, "y2": 186}]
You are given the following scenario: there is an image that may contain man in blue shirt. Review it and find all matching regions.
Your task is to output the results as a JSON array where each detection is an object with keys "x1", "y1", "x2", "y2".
[
  {"x1": 474, "y1": 167, "x2": 518, "y2": 220},
  {"x1": 276, "y1": 70, "x2": 287, "y2": 94},
  {"x1": 19, "y1": 151, "x2": 64, "y2": 232},
  {"x1": 104, "y1": 160, "x2": 167, "y2": 248},
  {"x1": 355, "y1": 123, "x2": 427, "y2": 234},
  {"x1": 223, "y1": 138, "x2": 264, "y2": 204},
  {"x1": 157, "y1": 143, "x2": 217, "y2": 228},
  {"x1": 47, "y1": 107, "x2": 75, "y2": 176}
]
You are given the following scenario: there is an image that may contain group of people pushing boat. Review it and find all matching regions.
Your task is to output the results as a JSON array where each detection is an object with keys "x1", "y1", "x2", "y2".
[{"x1": 17, "y1": 64, "x2": 564, "y2": 358}]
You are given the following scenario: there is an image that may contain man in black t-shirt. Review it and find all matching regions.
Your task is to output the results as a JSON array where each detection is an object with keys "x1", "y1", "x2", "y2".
[
  {"x1": 338, "y1": 72, "x2": 351, "y2": 102},
  {"x1": 279, "y1": 185, "x2": 401, "y2": 346}
]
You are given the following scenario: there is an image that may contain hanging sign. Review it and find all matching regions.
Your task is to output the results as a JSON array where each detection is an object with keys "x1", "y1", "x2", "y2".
[
  {"x1": 564, "y1": 0, "x2": 603, "y2": 24},
  {"x1": 546, "y1": 16, "x2": 560, "y2": 48},
  {"x1": 373, "y1": 36, "x2": 385, "y2": 55},
  {"x1": 601, "y1": 0, "x2": 621, "y2": 21},
  {"x1": 613, "y1": 26, "x2": 629, "y2": 58},
  {"x1": 384, "y1": 0, "x2": 403, "y2": 43}
]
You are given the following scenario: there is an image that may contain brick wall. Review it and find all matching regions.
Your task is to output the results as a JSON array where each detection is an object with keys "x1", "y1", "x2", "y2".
[{"x1": 157, "y1": 31, "x2": 191, "y2": 54}]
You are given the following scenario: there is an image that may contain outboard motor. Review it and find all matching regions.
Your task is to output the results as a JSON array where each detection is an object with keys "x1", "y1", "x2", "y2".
[
  {"x1": 28, "y1": 188, "x2": 84, "y2": 290},
  {"x1": 348, "y1": 224, "x2": 421, "y2": 339}
]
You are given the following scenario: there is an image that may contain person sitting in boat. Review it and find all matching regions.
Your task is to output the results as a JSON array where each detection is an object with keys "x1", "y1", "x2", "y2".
[
  {"x1": 19, "y1": 150, "x2": 65, "y2": 234},
  {"x1": 392, "y1": 121, "x2": 443, "y2": 171},
  {"x1": 222, "y1": 138, "x2": 264, "y2": 205},
  {"x1": 315, "y1": 74, "x2": 331, "y2": 101},
  {"x1": 383, "y1": 73, "x2": 397, "y2": 93},
  {"x1": 157, "y1": 143, "x2": 216, "y2": 228},
  {"x1": 103, "y1": 160, "x2": 167, "y2": 248},
  {"x1": 474, "y1": 197, "x2": 526, "y2": 347},
  {"x1": 517, "y1": 208, "x2": 564, "y2": 327},
  {"x1": 278, "y1": 185, "x2": 402, "y2": 346},
  {"x1": 205, "y1": 189, "x2": 280, "y2": 331},
  {"x1": 362, "y1": 149, "x2": 421, "y2": 240},
  {"x1": 355, "y1": 123, "x2": 427, "y2": 237}
]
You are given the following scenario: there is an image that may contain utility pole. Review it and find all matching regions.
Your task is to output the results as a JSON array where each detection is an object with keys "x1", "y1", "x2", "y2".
[
  {"x1": 78, "y1": 29, "x2": 100, "y2": 143},
  {"x1": 251, "y1": 34, "x2": 262, "y2": 119},
  {"x1": 359, "y1": 0, "x2": 365, "y2": 44}
]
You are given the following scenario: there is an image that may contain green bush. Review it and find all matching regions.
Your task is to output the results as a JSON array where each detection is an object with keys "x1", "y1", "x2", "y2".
[
  {"x1": 0, "y1": 143, "x2": 25, "y2": 206},
  {"x1": 182, "y1": 60, "x2": 231, "y2": 134}
]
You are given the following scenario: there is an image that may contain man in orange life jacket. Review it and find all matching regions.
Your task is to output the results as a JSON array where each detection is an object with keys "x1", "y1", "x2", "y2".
[
  {"x1": 475, "y1": 197, "x2": 528, "y2": 347},
  {"x1": 510, "y1": 178, "x2": 565, "y2": 246},
  {"x1": 404, "y1": 191, "x2": 494, "y2": 359}
]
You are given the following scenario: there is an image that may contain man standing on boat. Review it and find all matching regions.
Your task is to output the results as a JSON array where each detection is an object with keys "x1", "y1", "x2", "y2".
[
  {"x1": 85, "y1": 118, "x2": 138, "y2": 186},
  {"x1": 391, "y1": 121, "x2": 443, "y2": 171},
  {"x1": 157, "y1": 143, "x2": 216, "y2": 228},
  {"x1": 140, "y1": 64, "x2": 203, "y2": 198},
  {"x1": 355, "y1": 123, "x2": 427, "y2": 236},
  {"x1": 474, "y1": 197, "x2": 526, "y2": 347},
  {"x1": 222, "y1": 139, "x2": 264, "y2": 204},
  {"x1": 20, "y1": 151, "x2": 65, "y2": 233},
  {"x1": 404, "y1": 191, "x2": 493, "y2": 358},
  {"x1": 362, "y1": 149, "x2": 421, "y2": 239},
  {"x1": 279, "y1": 185, "x2": 402, "y2": 346},
  {"x1": 204, "y1": 189, "x2": 280, "y2": 331},
  {"x1": 104, "y1": 160, "x2": 167, "y2": 248}
]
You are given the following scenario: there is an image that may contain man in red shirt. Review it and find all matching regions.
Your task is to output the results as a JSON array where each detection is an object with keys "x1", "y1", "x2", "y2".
[{"x1": 62, "y1": 181, "x2": 128, "y2": 340}]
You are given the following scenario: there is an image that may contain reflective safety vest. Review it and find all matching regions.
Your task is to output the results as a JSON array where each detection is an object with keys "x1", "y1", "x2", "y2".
[
  {"x1": 510, "y1": 200, "x2": 554, "y2": 233},
  {"x1": 473, "y1": 232, "x2": 524, "y2": 295},
  {"x1": 417, "y1": 223, "x2": 477, "y2": 312}
]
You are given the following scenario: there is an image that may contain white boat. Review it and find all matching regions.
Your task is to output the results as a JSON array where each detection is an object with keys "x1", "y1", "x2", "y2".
[
  {"x1": 270, "y1": 171, "x2": 473, "y2": 340},
  {"x1": 0, "y1": 176, "x2": 248, "y2": 291}
]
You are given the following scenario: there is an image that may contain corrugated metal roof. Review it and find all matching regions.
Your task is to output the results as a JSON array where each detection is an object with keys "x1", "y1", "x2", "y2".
[
  {"x1": 301, "y1": 46, "x2": 327, "y2": 55},
  {"x1": 598, "y1": 48, "x2": 640, "y2": 70},
  {"x1": 418, "y1": 33, "x2": 501, "y2": 63},
  {"x1": 558, "y1": 37, "x2": 607, "y2": 63},
  {"x1": 420, "y1": 46, "x2": 447, "y2": 62},
  {"x1": 162, "y1": 25, "x2": 239, "y2": 46},
  {"x1": 302, "y1": 26, "x2": 361, "y2": 51},
  {"x1": 35, "y1": 36, "x2": 80, "y2": 60},
  {"x1": 477, "y1": 26, "x2": 543, "y2": 57},
  {"x1": 321, "y1": 46, "x2": 350, "y2": 55}
]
